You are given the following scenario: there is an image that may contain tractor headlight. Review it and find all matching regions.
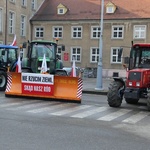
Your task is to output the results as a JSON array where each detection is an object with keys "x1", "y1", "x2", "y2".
[
  {"x1": 136, "y1": 82, "x2": 140, "y2": 87},
  {"x1": 129, "y1": 82, "x2": 132, "y2": 86}
]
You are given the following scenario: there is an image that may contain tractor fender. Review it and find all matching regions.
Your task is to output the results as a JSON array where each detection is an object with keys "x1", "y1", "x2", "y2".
[
  {"x1": 113, "y1": 77, "x2": 126, "y2": 87},
  {"x1": 0, "y1": 68, "x2": 7, "y2": 72},
  {"x1": 113, "y1": 77, "x2": 126, "y2": 98}
]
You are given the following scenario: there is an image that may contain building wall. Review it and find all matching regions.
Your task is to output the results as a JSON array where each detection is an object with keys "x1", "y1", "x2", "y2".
[
  {"x1": 31, "y1": 18, "x2": 150, "y2": 77},
  {"x1": 0, "y1": 0, "x2": 44, "y2": 45}
]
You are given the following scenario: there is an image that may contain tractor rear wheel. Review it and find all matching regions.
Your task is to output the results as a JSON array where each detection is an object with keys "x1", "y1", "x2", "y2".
[
  {"x1": 0, "y1": 71, "x2": 7, "y2": 91},
  {"x1": 107, "y1": 81, "x2": 124, "y2": 107},
  {"x1": 125, "y1": 98, "x2": 139, "y2": 104}
]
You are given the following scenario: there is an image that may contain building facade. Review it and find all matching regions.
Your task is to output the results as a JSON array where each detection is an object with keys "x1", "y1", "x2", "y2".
[
  {"x1": 30, "y1": 0, "x2": 150, "y2": 77},
  {"x1": 1, "y1": 0, "x2": 150, "y2": 78},
  {"x1": 0, "y1": 0, "x2": 44, "y2": 46}
]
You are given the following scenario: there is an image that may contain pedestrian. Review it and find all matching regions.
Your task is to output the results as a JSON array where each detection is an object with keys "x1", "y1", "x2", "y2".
[{"x1": 56, "y1": 54, "x2": 63, "y2": 69}]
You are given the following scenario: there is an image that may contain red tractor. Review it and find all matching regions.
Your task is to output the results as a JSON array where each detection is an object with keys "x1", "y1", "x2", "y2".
[{"x1": 107, "y1": 43, "x2": 150, "y2": 110}]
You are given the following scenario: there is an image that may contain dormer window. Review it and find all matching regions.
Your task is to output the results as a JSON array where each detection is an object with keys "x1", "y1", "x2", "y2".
[
  {"x1": 58, "y1": 8, "x2": 64, "y2": 14},
  {"x1": 106, "y1": 2, "x2": 116, "y2": 14},
  {"x1": 57, "y1": 3, "x2": 68, "y2": 15},
  {"x1": 106, "y1": 6, "x2": 113, "y2": 13}
]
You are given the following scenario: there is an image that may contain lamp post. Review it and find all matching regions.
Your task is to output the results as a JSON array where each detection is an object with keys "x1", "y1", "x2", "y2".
[
  {"x1": 5, "y1": 0, "x2": 8, "y2": 44},
  {"x1": 95, "y1": 0, "x2": 104, "y2": 90}
]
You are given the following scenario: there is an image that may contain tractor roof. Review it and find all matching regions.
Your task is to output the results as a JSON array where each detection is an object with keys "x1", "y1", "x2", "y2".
[
  {"x1": 0, "y1": 44, "x2": 18, "y2": 49},
  {"x1": 31, "y1": 40, "x2": 57, "y2": 45},
  {"x1": 133, "y1": 43, "x2": 150, "y2": 48}
]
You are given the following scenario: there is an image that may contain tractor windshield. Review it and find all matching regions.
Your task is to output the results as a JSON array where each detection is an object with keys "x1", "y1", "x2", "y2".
[
  {"x1": 32, "y1": 43, "x2": 54, "y2": 59},
  {"x1": 0, "y1": 48, "x2": 17, "y2": 63},
  {"x1": 30, "y1": 42, "x2": 57, "y2": 73},
  {"x1": 130, "y1": 47, "x2": 150, "y2": 69}
]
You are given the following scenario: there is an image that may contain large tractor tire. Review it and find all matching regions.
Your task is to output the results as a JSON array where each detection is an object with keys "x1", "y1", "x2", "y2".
[
  {"x1": 125, "y1": 98, "x2": 139, "y2": 104},
  {"x1": 147, "y1": 92, "x2": 150, "y2": 111},
  {"x1": 107, "y1": 80, "x2": 124, "y2": 107},
  {"x1": 0, "y1": 71, "x2": 7, "y2": 91}
]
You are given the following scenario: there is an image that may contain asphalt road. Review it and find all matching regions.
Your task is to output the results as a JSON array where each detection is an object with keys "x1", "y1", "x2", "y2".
[{"x1": 0, "y1": 92, "x2": 150, "y2": 150}]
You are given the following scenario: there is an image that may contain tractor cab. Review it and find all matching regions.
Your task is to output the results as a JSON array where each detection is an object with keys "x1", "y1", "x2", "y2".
[
  {"x1": 22, "y1": 40, "x2": 65, "y2": 74},
  {"x1": 128, "y1": 44, "x2": 150, "y2": 70},
  {"x1": 0, "y1": 45, "x2": 18, "y2": 71}
]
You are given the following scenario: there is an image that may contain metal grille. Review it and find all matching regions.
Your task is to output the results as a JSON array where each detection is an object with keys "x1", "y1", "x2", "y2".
[{"x1": 128, "y1": 72, "x2": 141, "y2": 81}]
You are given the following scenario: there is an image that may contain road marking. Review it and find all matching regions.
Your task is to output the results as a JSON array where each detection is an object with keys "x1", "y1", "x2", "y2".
[
  {"x1": 27, "y1": 103, "x2": 76, "y2": 113},
  {"x1": 0, "y1": 102, "x2": 21, "y2": 108},
  {"x1": 1, "y1": 99, "x2": 150, "y2": 125},
  {"x1": 8, "y1": 101, "x2": 51, "y2": 110},
  {"x1": 50, "y1": 105, "x2": 91, "y2": 116},
  {"x1": 122, "y1": 111, "x2": 150, "y2": 124},
  {"x1": 71, "y1": 106, "x2": 109, "y2": 118},
  {"x1": 97, "y1": 109, "x2": 131, "y2": 121}
]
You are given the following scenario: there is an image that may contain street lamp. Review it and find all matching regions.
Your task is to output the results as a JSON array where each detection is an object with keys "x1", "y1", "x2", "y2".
[
  {"x1": 95, "y1": 0, "x2": 104, "y2": 90},
  {"x1": 5, "y1": 0, "x2": 8, "y2": 44}
]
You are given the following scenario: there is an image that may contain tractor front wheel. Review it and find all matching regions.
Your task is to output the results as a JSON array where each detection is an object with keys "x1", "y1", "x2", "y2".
[
  {"x1": 0, "y1": 71, "x2": 7, "y2": 91},
  {"x1": 107, "y1": 81, "x2": 124, "y2": 107}
]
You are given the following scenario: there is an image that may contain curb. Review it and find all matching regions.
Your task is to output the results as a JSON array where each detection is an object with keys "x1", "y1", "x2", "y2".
[{"x1": 82, "y1": 90, "x2": 108, "y2": 95}]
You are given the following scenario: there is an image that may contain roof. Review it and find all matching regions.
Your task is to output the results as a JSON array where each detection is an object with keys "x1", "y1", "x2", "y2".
[
  {"x1": 0, "y1": 44, "x2": 18, "y2": 49},
  {"x1": 133, "y1": 43, "x2": 150, "y2": 48},
  {"x1": 30, "y1": 0, "x2": 150, "y2": 21},
  {"x1": 31, "y1": 40, "x2": 57, "y2": 45}
]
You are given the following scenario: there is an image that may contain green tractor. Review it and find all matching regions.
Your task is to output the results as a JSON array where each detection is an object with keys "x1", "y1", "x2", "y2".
[
  {"x1": 0, "y1": 44, "x2": 18, "y2": 90},
  {"x1": 22, "y1": 40, "x2": 66, "y2": 75}
]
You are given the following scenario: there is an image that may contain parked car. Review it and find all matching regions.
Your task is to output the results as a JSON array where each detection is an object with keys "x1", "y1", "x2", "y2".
[{"x1": 63, "y1": 67, "x2": 83, "y2": 77}]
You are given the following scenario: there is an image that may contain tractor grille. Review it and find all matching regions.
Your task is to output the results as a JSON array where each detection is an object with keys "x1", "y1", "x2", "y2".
[{"x1": 128, "y1": 72, "x2": 141, "y2": 81}]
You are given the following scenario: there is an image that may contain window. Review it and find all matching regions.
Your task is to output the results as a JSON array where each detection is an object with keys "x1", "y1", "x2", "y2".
[
  {"x1": 71, "y1": 26, "x2": 82, "y2": 38},
  {"x1": 35, "y1": 27, "x2": 44, "y2": 38},
  {"x1": 106, "y1": 6, "x2": 114, "y2": 13},
  {"x1": 133, "y1": 25, "x2": 146, "y2": 39},
  {"x1": 31, "y1": 0, "x2": 37, "y2": 10},
  {"x1": 90, "y1": 47, "x2": 99, "y2": 63},
  {"x1": 57, "y1": 4, "x2": 67, "y2": 15},
  {"x1": 9, "y1": 11, "x2": 15, "y2": 34},
  {"x1": 91, "y1": 26, "x2": 100, "y2": 39},
  {"x1": 0, "y1": 8, "x2": 2, "y2": 32},
  {"x1": 71, "y1": 47, "x2": 81, "y2": 62},
  {"x1": 20, "y1": 15, "x2": 26, "y2": 36},
  {"x1": 21, "y1": 0, "x2": 27, "y2": 7},
  {"x1": 58, "y1": 8, "x2": 64, "y2": 14},
  {"x1": 53, "y1": 26, "x2": 63, "y2": 38},
  {"x1": 111, "y1": 47, "x2": 122, "y2": 63},
  {"x1": 57, "y1": 46, "x2": 62, "y2": 60},
  {"x1": 112, "y1": 26, "x2": 124, "y2": 39}
]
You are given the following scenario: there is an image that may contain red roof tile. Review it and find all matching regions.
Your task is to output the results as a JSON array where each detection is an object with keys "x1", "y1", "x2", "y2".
[{"x1": 31, "y1": 0, "x2": 150, "y2": 21}]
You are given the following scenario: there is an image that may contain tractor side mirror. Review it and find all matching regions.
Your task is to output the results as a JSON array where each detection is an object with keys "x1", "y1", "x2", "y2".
[
  {"x1": 57, "y1": 44, "x2": 65, "y2": 51},
  {"x1": 62, "y1": 45, "x2": 65, "y2": 51},
  {"x1": 124, "y1": 57, "x2": 129, "y2": 64},
  {"x1": 22, "y1": 42, "x2": 27, "y2": 48}
]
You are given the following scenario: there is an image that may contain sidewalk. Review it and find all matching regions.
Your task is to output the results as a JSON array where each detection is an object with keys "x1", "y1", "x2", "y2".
[{"x1": 82, "y1": 77, "x2": 113, "y2": 95}]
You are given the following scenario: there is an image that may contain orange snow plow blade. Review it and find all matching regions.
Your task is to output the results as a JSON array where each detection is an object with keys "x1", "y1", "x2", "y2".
[{"x1": 5, "y1": 72, "x2": 83, "y2": 103}]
